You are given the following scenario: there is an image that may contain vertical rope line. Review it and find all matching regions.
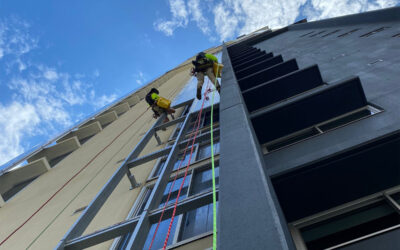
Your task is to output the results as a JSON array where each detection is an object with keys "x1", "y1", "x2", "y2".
[
  {"x1": 161, "y1": 81, "x2": 212, "y2": 249},
  {"x1": 210, "y1": 64, "x2": 220, "y2": 250},
  {"x1": 148, "y1": 80, "x2": 211, "y2": 250}
]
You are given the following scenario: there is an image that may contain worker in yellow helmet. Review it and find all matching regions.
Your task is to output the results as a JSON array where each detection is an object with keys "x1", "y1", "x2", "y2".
[
  {"x1": 191, "y1": 52, "x2": 221, "y2": 100},
  {"x1": 145, "y1": 88, "x2": 175, "y2": 123}
]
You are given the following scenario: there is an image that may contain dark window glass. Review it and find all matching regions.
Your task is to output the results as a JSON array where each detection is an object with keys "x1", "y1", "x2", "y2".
[
  {"x1": 203, "y1": 109, "x2": 219, "y2": 127},
  {"x1": 391, "y1": 192, "x2": 400, "y2": 205},
  {"x1": 318, "y1": 109, "x2": 372, "y2": 132},
  {"x1": 266, "y1": 128, "x2": 320, "y2": 152},
  {"x1": 173, "y1": 151, "x2": 193, "y2": 171},
  {"x1": 190, "y1": 166, "x2": 219, "y2": 195},
  {"x1": 153, "y1": 159, "x2": 166, "y2": 177},
  {"x1": 300, "y1": 200, "x2": 400, "y2": 250},
  {"x1": 180, "y1": 202, "x2": 218, "y2": 241},
  {"x1": 137, "y1": 188, "x2": 152, "y2": 216},
  {"x1": 197, "y1": 142, "x2": 220, "y2": 160},
  {"x1": 152, "y1": 150, "x2": 194, "y2": 178},
  {"x1": 159, "y1": 176, "x2": 191, "y2": 208},
  {"x1": 143, "y1": 217, "x2": 178, "y2": 249},
  {"x1": 171, "y1": 122, "x2": 183, "y2": 140}
]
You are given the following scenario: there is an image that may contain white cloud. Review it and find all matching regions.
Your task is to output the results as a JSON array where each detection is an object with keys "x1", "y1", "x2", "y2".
[
  {"x1": 154, "y1": 0, "x2": 212, "y2": 36},
  {"x1": 213, "y1": 0, "x2": 307, "y2": 41},
  {"x1": 154, "y1": 0, "x2": 189, "y2": 36},
  {"x1": 95, "y1": 93, "x2": 118, "y2": 109},
  {"x1": 0, "y1": 102, "x2": 40, "y2": 165},
  {"x1": 43, "y1": 68, "x2": 58, "y2": 81},
  {"x1": 213, "y1": 3, "x2": 240, "y2": 42},
  {"x1": 154, "y1": 0, "x2": 399, "y2": 42},
  {"x1": 134, "y1": 71, "x2": 147, "y2": 85},
  {"x1": 188, "y1": 0, "x2": 211, "y2": 35},
  {"x1": 0, "y1": 17, "x2": 119, "y2": 166},
  {"x1": 0, "y1": 17, "x2": 38, "y2": 59}
]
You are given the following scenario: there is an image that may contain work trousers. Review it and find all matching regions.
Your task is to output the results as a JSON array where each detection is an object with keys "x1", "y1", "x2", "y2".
[{"x1": 196, "y1": 67, "x2": 220, "y2": 91}]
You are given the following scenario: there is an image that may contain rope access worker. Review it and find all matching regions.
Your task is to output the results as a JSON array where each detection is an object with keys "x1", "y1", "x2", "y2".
[
  {"x1": 191, "y1": 52, "x2": 221, "y2": 100},
  {"x1": 145, "y1": 88, "x2": 175, "y2": 123}
]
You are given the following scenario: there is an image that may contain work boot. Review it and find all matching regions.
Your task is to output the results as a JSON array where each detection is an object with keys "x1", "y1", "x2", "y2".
[{"x1": 196, "y1": 88, "x2": 202, "y2": 100}]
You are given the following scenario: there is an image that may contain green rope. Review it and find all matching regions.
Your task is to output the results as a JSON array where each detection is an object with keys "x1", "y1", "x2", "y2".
[{"x1": 210, "y1": 64, "x2": 220, "y2": 250}]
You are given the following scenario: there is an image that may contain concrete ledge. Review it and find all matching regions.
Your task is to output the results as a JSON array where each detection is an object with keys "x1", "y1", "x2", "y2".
[
  {"x1": 126, "y1": 95, "x2": 140, "y2": 107},
  {"x1": 27, "y1": 136, "x2": 81, "y2": 163},
  {"x1": 96, "y1": 111, "x2": 118, "y2": 127},
  {"x1": 137, "y1": 89, "x2": 147, "y2": 99},
  {"x1": 0, "y1": 157, "x2": 50, "y2": 205},
  {"x1": 57, "y1": 122, "x2": 102, "y2": 143},
  {"x1": 0, "y1": 195, "x2": 4, "y2": 207},
  {"x1": 107, "y1": 102, "x2": 130, "y2": 116}
]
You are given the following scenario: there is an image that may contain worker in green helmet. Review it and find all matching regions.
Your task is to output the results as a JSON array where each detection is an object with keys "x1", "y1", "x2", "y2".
[
  {"x1": 145, "y1": 88, "x2": 175, "y2": 123},
  {"x1": 191, "y1": 52, "x2": 221, "y2": 100}
]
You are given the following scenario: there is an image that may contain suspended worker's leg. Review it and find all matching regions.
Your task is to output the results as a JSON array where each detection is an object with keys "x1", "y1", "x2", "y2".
[
  {"x1": 205, "y1": 67, "x2": 221, "y2": 94},
  {"x1": 196, "y1": 71, "x2": 205, "y2": 100}
]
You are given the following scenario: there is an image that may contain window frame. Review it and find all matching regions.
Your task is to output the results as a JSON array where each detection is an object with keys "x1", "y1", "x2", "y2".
[
  {"x1": 262, "y1": 105, "x2": 382, "y2": 154},
  {"x1": 113, "y1": 160, "x2": 220, "y2": 249},
  {"x1": 289, "y1": 185, "x2": 400, "y2": 250}
]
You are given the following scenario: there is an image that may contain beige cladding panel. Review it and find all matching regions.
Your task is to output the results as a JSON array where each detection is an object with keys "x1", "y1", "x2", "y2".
[
  {"x1": 56, "y1": 122, "x2": 102, "y2": 143},
  {"x1": 0, "y1": 157, "x2": 51, "y2": 199},
  {"x1": 126, "y1": 95, "x2": 140, "y2": 106},
  {"x1": 74, "y1": 121, "x2": 102, "y2": 140},
  {"x1": 27, "y1": 136, "x2": 81, "y2": 163},
  {"x1": 108, "y1": 102, "x2": 130, "y2": 116},
  {"x1": 0, "y1": 68, "x2": 192, "y2": 249},
  {"x1": 96, "y1": 110, "x2": 118, "y2": 127}
]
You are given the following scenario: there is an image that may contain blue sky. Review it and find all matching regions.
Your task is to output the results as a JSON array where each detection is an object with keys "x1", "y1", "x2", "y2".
[{"x1": 0, "y1": 0, "x2": 399, "y2": 166}]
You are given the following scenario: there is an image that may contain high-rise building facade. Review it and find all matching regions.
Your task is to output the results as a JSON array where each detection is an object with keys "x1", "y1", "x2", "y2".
[{"x1": 0, "y1": 6, "x2": 400, "y2": 250}]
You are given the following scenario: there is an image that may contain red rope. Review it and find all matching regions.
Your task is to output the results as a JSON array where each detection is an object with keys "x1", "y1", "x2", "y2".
[
  {"x1": 148, "y1": 82, "x2": 211, "y2": 249},
  {"x1": 0, "y1": 107, "x2": 150, "y2": 247},
  {"x1": 162, "y1": 84, "x2": 212, "y2": 249}
]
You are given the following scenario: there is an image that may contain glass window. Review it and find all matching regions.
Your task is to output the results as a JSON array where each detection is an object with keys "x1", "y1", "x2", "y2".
[
  {"x1": 299, "y1": 200, "x2": 400, "y2": 250},
  {"x1": 143, "y1": 217, "x2": 179, "y2": 249},
  {"x1": 173, "y1": 151, "x2": 193, "y2": 171},
  {"x1": 159, "y1": 176, "x2": 191, "y2": 208},
  {"x1": 197, "y1": 142, "x2": 220, "y2": 160},
  {"x1": 152, "y1": 150, "x2": 194, "y2": 178},
  {"x1": 137, "y1": 188, "x2": 152, "y2": 216},
  {"x1": 179, "y1": 202, "x2": 218, "y2": 241},
  {"x1": 203, "y1": 109, "x2": 219, "y2": 127},
  {"x1": 391, "y1": 192, "x2": 400, "y2": 205},
  {"x1": 266, "y1": 128, "x2": 320, "y2": 152},
  {"x1": 190, "y1": 166, "x2": 219, "y2": 195},
  {"x1": 318, "y1": 109, "x2": 373, "y2": 132}
]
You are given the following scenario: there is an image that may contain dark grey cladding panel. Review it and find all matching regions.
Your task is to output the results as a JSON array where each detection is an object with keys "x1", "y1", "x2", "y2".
[
  {"x1": 233, "y1": 52, "x2": 274, "y2": 70},
  {"x1": 230, "y1": 49, "x2": 262, "y2": 64},
  {"x1": 219, "y1": 45, "x2": 294, "y2": 249},
  {"x1": 243, "y1": 64, "x2": 324, "y2": 112},
  {"x1": 290, "y1": 6, "x2": 400, "y2": 30},
  {"x1": 229, "y1": 47, "x2": 258, "y2": 58},
  {"x1": 271, "y1": 132, "x2": 400, "y2": 222},
  {"x1": 238, "y1": 59, "x2": 299, "y2": 91},
  {"x1": 235, "y1": 55, "x2": 284, "y2": 79},
  {"x1": 251, "y1": 77, "x2": 367, "y2": 145}
]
